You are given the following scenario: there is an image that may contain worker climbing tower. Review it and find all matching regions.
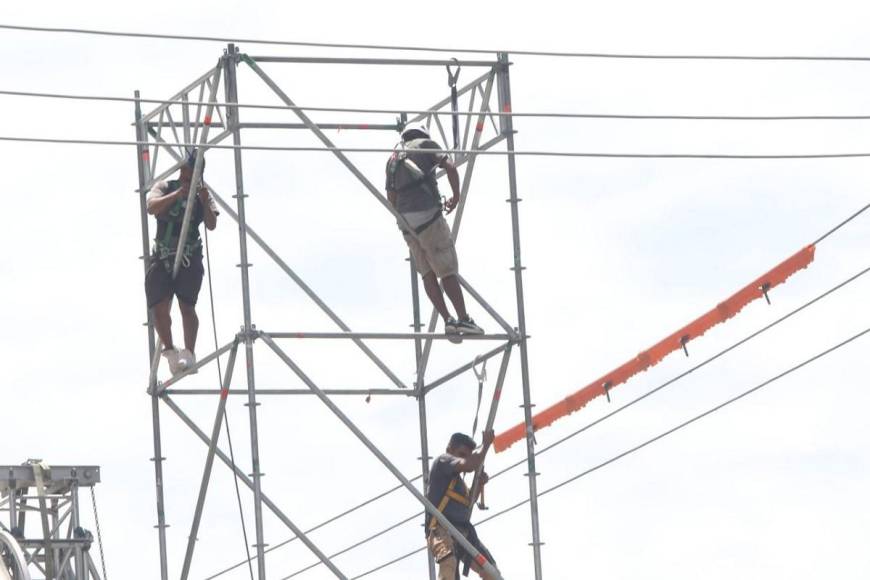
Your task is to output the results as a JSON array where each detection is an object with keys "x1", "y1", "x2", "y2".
[{"x1": 135, "y1": 45, "x2": 542, "y2": 579}]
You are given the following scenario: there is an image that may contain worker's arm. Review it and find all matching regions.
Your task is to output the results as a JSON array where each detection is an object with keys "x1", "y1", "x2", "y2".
[
  {"x1": 146, "y1": 182, "x2": 185, "y2": 216},
  {"x1": 453, "y1": 430, "x2": 494, "y2": 473},
  {"x1": 439, "y1": 156, "x2": 461, "y2": 214},
  {"x1": 198, "y1": 186, "x2": 218, "y2": 230}
]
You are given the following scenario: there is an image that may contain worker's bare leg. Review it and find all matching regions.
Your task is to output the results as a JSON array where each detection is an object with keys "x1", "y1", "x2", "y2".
[
  {"x1": 441, "y1": 274, "x2": 468, "y2": 320},
  {"x1": 437, "y1": 556, "x2": 458, "y2": 580},
  {"x1": 178, "y1": 301, "x2": 199, "y2": 353},
  {"x1": 152, "y1": 298, "x2": 174, "y2": 350},
  {"x1": 423, "y1": 272, "x2": 453, "y2": 321}
]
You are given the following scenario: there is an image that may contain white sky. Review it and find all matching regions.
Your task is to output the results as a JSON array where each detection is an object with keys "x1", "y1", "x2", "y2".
[{"x1": 1, "y1": 1, "x2": 869, "y2": 579}]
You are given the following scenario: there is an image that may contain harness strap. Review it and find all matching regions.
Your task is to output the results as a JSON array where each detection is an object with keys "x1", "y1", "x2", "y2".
[
  {"x1": 471, "y1": 357, "x2": 487, "y2": 438},
  {"x1": 428, "y1": 477, "x2": 470, "y2": 531},
  {"x1": 446, "y1": 58, "x2": 461, "y2": 153}
]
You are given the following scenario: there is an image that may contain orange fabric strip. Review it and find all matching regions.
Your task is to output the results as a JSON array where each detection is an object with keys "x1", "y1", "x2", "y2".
[{"x1": 494, "y1": 244, "x2": 816, "y2": 453}]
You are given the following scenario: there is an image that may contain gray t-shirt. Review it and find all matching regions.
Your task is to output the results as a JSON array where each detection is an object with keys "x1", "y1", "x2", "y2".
[
  {"x1": 426, "y1": 453, "x2": 471, "y2": 526},
  {"x1": 385, "y1": 138, "x2": 446, "y2": 231}
]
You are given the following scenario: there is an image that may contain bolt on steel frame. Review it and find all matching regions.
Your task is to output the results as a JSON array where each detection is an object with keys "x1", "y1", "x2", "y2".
[{"x1": 135, "y1": 44, "x2": 543, "y2": 579}]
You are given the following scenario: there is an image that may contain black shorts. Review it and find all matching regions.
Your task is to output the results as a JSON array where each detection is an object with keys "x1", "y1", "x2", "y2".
[{"x1": 145, "y1": 254, "x2": 205, "y2": 308}]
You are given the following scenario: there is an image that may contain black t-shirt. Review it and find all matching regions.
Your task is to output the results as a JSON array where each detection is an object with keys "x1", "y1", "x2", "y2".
[{"x1": 426, "y1": 453, "x2": 471, "y2": 526}]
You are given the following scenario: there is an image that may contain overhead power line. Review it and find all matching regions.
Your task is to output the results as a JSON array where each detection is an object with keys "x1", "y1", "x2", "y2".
[
  {"x1": 258, "y1": 259, "x2": 870, "y2": 580},
  {"x1": 7, "y1": 135, "x2": 870, "y2": 160},
  {"x1": 5, "y1": 89, "x2": 870, "y2": 122},
  {"x1": 351, "y1": 324, "x2": 870, "y2": 579},
  {"x1": 4, "y1": 23, "x2": 870, "y2": 61}
]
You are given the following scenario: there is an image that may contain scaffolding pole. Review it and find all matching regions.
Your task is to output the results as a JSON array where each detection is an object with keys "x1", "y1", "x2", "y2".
[
  {"x1": 134, "y1": 90, "x2": 169, "y2": 580},
  {"x1": 410, "y1": 254, "x2": 437, "y2": 580},
  {"x1": 224, "y1": 43, "x2": 267, "y2": 579},
  {"x1": 498, "y1": 51, "x2": 544, "y2": 579}
]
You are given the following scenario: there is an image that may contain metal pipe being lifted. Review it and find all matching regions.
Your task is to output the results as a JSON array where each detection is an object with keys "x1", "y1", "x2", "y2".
[{"x1": 171, "y1": 62, "x2": 222, "y2": 279}]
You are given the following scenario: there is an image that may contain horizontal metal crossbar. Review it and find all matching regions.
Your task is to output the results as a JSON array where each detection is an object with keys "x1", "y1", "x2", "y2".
[
  {"x1": 250, "y1": 56, "x2": 499, "y2": 66},
  {"x1": 264, "y1": 331, "x2": 514, "y2": 340}
]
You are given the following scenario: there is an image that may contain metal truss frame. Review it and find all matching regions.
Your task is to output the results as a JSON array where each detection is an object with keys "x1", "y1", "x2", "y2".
[
  {"x1": 0, "y1": 463, "x2": 104, "y2": 579},
  {"x1": 135, "y1": 45, "x2": 543, "y2": 580}
]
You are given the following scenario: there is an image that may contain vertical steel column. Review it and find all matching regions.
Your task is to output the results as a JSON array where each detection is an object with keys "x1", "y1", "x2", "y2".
[
  {"x1": 224, "y1": 43, "x2": 267, "y2": 579},
  {"x1": 410, "y1": 257, "x2": 437, "y2": 580},
  {"x1": 497, "y1": 52, "x2": 544, "y2": 579},
  {"x1": 70, "y1": 483, "x2": 85, "y2": 580},
  {"x1": 135, "y1": 90, "x2": 170, "y2": 580}
]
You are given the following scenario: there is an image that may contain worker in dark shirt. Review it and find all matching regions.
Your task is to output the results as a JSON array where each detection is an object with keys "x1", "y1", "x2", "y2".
[
  {"x1": 144, "y1": 150, "x2": 218, "y2": 375},
  {"x1": 426, "y1": 430, "x2": 499, "y2": 580}
]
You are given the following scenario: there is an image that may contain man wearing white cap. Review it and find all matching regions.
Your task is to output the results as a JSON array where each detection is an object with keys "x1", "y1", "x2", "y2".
[{"x1": 386, "y1": 124, "x2": 484, "y2": 340}]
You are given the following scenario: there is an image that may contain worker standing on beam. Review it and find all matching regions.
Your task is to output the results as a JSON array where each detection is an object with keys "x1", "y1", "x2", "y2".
[
  {"x1": 386, "y1": 124, "x2": 484, "y2": 341},
  {"x1": 144, "y1": 150, "x2": 218, "y2": 375},
  {"x1": 426, "y1": 430, "x2": 499, "y2": 580}
]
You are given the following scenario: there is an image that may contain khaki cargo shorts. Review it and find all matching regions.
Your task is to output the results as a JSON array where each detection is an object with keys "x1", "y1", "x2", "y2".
[
  {"x1": 404, "y1": 216, "x2": 458, "y2": 279},
  {"x1": 428, "y1": 523, "x2": 495, "y2": 580}
]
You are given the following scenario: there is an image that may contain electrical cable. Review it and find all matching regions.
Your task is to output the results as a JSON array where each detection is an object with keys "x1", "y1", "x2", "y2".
[
  {"x1": 8, "y1": 88, "x2": 870, "y2": 122},
  {"x1": 350, "y1": 324, "x2": 870, "y2": 578},
  {"x1": 4, "y1": 23, "x2": 870, "y2": 61},
  {"x1": 7, "y1": 134, "x2": 870, "y2": 159},
  {"x1": 204, "y1": 226, "x2": 255, "y2": 580},
  {"x1": 7, "y1": 89, "x2": 870, "y2": 122},
  {"x1": 812, "y1": 201, "x2": 870, "y2": 245}
]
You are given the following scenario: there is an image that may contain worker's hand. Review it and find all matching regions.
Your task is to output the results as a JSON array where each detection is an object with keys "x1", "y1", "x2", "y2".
[
  {"x1": 481, "y1": 471, "x2": 490, "y2": 484},
  {"x1": 482, "y1": 429, "x2": 495, "y2": 448},
  {"x1": 173, "y1": 182, "x2": 190, "y2": 199},
  {"x1": 444, "y1": 194, "x2": 460, "y2": 214}
]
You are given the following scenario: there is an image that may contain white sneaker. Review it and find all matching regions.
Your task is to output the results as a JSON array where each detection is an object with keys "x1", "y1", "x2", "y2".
[
  {"x1": 162, "y1": 348, "x2": 185, "y2": 376},
  {"x1": 178, "y1": 349, "x2": 197, "y2": 374}
]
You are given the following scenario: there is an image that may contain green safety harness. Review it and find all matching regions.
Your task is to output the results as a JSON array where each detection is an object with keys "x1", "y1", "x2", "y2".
[{"x1": 153, "y1": 180, "x2": 203, "y2": 271}]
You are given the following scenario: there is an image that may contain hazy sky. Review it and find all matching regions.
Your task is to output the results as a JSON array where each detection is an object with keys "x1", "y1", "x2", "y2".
[{"x1": 1, "y1": 1, "x2": 869, "y2": 579}]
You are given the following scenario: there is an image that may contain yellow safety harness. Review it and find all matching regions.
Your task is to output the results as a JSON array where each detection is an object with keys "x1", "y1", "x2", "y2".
[{"x1": 428, "y1": 476, "x2": 471, "y2": 531}]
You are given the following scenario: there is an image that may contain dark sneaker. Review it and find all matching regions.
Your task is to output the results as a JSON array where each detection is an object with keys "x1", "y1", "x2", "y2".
[
  {"x1": 455, "y1": 317, "x2": 484, "y2": 335},
  {"x1": 445, "y1": 318, "x2": 463, "y2": 343}
]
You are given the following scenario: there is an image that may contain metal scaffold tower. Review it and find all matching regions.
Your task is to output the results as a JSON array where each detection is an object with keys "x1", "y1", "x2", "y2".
[
  {"x1": 0, "y1": 462, "x2": 105, "y2": 580},
  {"x1": 135, "y1": 45, "x2": 542, "y2": 579}
]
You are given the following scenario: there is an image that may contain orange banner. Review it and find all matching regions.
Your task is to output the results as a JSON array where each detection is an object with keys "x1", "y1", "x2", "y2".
[{"x1": 494, "y1": 244, "x2": 816, "y2": 453}]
